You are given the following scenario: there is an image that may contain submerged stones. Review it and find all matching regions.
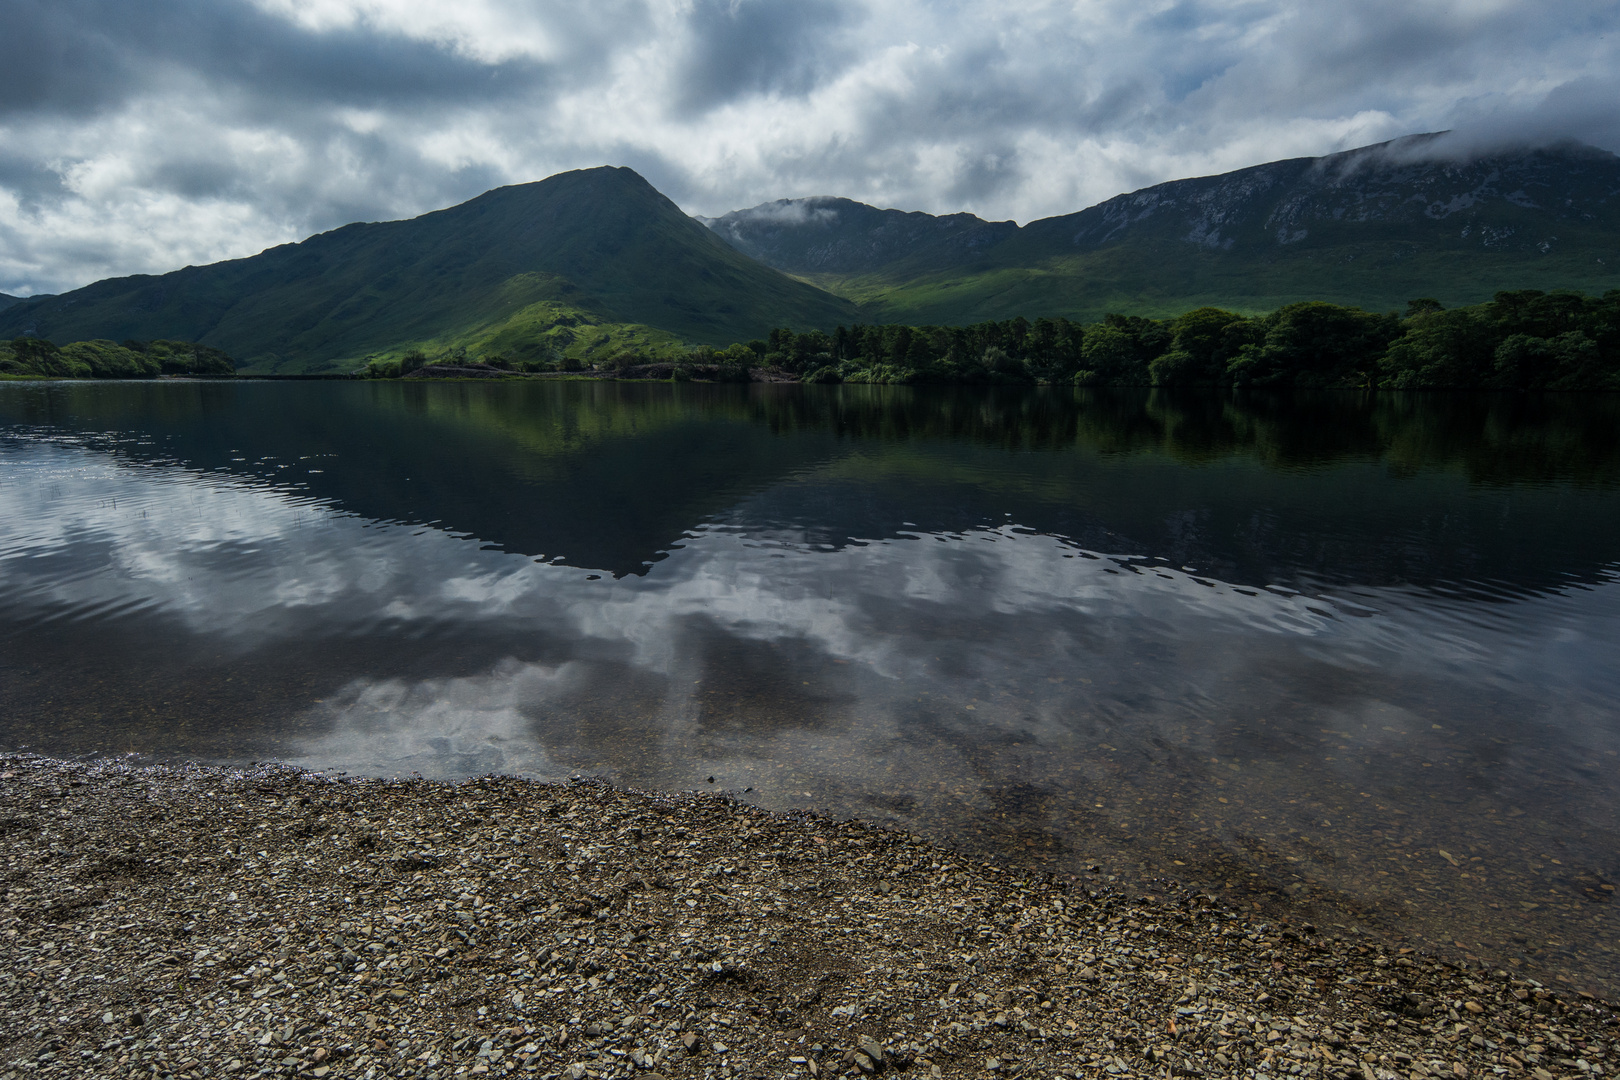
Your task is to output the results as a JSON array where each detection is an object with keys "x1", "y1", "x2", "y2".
[{"x1": 0, "y1": 753, "x2": 1615, "y2": 1080}]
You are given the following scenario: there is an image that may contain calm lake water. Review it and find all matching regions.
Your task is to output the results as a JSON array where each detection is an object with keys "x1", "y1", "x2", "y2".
[{"x1": 2, "y1": 380, "x2": 1618, "y2": 993}]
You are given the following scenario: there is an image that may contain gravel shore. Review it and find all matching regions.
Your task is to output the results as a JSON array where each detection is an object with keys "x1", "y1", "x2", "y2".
[{"x1": 2, "y1": 754, "x2": 1614, "y2": 1080}]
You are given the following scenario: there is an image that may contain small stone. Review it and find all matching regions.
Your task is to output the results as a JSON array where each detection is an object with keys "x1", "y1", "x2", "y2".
[{"x1": 4, "y1": 755, "x2": 1611, "y2": 1080}]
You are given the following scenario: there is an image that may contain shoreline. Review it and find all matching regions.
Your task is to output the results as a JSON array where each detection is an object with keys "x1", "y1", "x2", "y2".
[{"x1": 2, "y1": 753, "x2": 1614, "y2": 1080}]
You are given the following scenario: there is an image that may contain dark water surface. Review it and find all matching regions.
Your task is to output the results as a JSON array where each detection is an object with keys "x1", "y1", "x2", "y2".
[{"x1": 3, "y1": 380, "x2": 1618, "y2": 992}]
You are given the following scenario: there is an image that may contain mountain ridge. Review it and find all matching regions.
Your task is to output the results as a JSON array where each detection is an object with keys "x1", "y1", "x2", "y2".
[
  {"x1": 0, "y1": 167, "x2": 856, "y2": 373},
  {"x1": 699, "y1": 198, "x2": 1017, "y2": 278},
  {"x1": 705, "y1": 135, "x2": 1620, "y2": 323},
  {"x1": 3, "y1": 137, "x2": 1618, "y2": 373}
]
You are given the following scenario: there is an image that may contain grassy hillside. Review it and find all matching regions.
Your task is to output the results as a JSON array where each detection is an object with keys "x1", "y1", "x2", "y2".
[
  {"x1": 0, "y1": 294, "x2": 23, "y2": 313},
  {"x1": 0, "y1": 169, "x2": 856, "y2": 374},
  {"x1": 338, "y1": 273, "x2": 692, "y2": 370},
  {"x1": 709, "y1": 138, "x2": 1620, "y2": 325},
  {"x1": 818, "y1": 239, "x2": 1620, "y2": 326}
]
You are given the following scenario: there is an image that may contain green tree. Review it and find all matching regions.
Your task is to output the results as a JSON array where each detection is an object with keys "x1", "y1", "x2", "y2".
[
  {"x1": 1380, "y1": 308, "x2": 1497, "y2": 388},
  {"x1": 1228, "y1": 302, "x2": 1398, "y2": 388},
  {"x1": 1149, "y1": 307, "x2": 1251, "y2": 386},
  {"x1": 1077, "y1": 316, "x2": 1162, "y2": 385},
  {"x1": 1493, "y1": 331, "x2": 1610, "y2": 390}
]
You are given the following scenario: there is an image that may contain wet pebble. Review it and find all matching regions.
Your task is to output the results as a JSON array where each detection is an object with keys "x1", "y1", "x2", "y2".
[{"x1": 0, "y1": 753, "x2": 1615, "y2": 1080}]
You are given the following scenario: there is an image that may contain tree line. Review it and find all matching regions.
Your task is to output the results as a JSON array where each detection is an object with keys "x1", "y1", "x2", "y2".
[
  {"x1": 715, "y1": 290, "x2": 1619, "y2": 390},
  {"x1": 363, "y1": 288, "x2": 1620, "y2": 389},
  {"x1": 0, "y1": 337, "x2": 236, "y2": 379}
]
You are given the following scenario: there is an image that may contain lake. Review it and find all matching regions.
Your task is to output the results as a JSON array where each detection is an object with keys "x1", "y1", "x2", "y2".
[{"x1": 2, "y1": 379, "x2": 1617, "y2": 994}]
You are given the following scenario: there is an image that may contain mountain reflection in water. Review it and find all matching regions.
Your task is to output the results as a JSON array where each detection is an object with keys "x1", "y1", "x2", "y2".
[{"x1": 1, "y1": 381, "x2": 1617, "y2": 995}]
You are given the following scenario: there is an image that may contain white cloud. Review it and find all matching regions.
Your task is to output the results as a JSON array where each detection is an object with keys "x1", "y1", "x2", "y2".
[{"x1": 1, "y1": 0, "x2": 1617, "y2": 294}]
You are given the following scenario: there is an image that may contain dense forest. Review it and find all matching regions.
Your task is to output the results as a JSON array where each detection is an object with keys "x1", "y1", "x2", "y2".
[
  {"x1": 373, "y1": 289, "x2": 1620, "y2": 390},
  {"x1": 724, "y1": 290, "x2": 1620, "y2": 390},
  {"x1": 0, "y1": 338, "x2": 236, "y2": 379}
]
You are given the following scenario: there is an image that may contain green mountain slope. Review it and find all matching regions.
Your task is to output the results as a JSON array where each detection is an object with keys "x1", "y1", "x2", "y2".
[
  {"x1": 0, "y1": 293, "x2": 25, "y2": 313},
  {"x1": 706, "y1": 136, "x2": 1620, "y2": 323},
  {"x1": 0, "y1": 168, "x2": 856, "y2": 374}
]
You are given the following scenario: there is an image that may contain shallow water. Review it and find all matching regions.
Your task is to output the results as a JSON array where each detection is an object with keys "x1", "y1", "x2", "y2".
[{"x1": 2, "y1": 380, "x2": 1617, "y2": 992}]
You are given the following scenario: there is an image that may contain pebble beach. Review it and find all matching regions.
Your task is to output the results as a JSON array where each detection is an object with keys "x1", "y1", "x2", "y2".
[{"x1": 1, "y1": 754, "x2": 1614, "y2": 1080}]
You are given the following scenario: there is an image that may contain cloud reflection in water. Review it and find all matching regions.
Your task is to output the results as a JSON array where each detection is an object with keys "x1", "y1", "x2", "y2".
[{"x1": 3, "y1": 436, "x2": 1620, "y2": 995}]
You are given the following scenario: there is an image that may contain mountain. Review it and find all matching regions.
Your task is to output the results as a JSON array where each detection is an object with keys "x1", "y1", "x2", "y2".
[
  {"x1": 706, "y1": 135, "x2": 1620, "y2": 323},
  {"x1": 699, "y1": 198, "x2": 1017, "y2": 278},
  {"x1": 0, "y1": 293, "x2": 25, "y2": 313},
  {"x1": 0, "y1": 168, "x2": 856, "y2": 374},
  {"x1": 6, "y1": 139, "x2": 1617, "y2": 372}
]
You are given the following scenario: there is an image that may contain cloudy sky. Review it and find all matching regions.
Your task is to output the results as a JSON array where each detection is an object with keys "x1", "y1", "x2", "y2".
[{"x1": 2, "y1": 0, "x2": 1618, "y2": 296}]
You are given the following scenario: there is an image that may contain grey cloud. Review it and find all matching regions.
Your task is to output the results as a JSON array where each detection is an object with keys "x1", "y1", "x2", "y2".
[
  {"x1": 0, "y1": 151, "x2": 68, "y2": 203},
  {"x1": 0, "y1": 0, "x2": 560, "y2": 267},
  {"x1": 1182, "y1": 2, "x2": 1603, "y2": 129},
  {"x1": 940, "y1": 151, "x2": 1022, "y2": 207},
  {"x1": 0, "y1": 0, "x2": 555, "y2": 121},
  {"x1": 674, "y1": 0, "x2": 863, "y2": 114},
  {"x1": 726, "y1": 0, "x2": 1620, "y2": 219},
  {"x1": 1428, "y1": 75, "x2": 1620, "y2": 161},
  {"x1": 146, "y1": 158, "x2": 255, "y2": 204},
  {"x1": 3, "y1": 0, "x2": 1620, "y2": 293},
  {"x1": 0, "y1": 1, "x2": 134, "y2": 119}
]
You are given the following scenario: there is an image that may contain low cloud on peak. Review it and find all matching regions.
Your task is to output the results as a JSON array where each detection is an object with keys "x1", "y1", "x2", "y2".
[
  {"x1": 2, "y1": 0, "x2": 1617, "y2": 295},
  {"x1": 718, "y1": 199, "x2": 846, "y2": 228}
]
